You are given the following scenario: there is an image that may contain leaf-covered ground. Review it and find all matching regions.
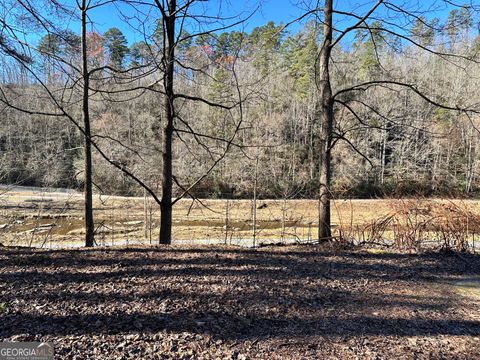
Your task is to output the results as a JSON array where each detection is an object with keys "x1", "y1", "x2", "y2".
[{"x1": 0, "y1": 245, "x2": 479, "y2": 359}]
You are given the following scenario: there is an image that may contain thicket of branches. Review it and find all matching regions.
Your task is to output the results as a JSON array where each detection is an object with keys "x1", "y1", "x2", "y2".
[
  {"x1": 0, "y1": 1, "x2": 480, "y2": 197},
  {"x1": 1, "y1": 3, "x2": 479, "y2": 202}
]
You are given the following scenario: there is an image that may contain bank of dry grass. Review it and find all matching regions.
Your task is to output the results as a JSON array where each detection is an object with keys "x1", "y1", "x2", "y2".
[{"x1": 1, "y1": 190, "x2": 480, "y2": 249}]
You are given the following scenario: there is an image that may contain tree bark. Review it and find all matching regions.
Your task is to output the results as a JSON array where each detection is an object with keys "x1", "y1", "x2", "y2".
[
  {"x1": 318, "y1": 0, "x2": 334, "y2": 242},
  {"x1": 159, "y1": 0, "x2": 176, "y2": 245},
  {"x1": 81, "y1": 0, "x2": 94, "y2": 247}
]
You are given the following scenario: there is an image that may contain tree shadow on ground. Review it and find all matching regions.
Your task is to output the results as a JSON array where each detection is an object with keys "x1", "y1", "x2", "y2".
[{"x1": 0, "y1": 246, "x2": 479, "y2": 341}]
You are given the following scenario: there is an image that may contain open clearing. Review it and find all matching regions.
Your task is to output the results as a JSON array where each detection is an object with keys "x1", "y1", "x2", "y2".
[
  {"x1": 0, "y1": 245, "x2": 479, "y2": 359},
  {"x1": 1, "y1": 187, "x2": 480, "y2": 248}
]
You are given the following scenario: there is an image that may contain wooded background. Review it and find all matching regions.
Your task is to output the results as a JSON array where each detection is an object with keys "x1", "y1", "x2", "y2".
[{"x1": 1, "y1": 4, "x2": 479, "y2": 200}]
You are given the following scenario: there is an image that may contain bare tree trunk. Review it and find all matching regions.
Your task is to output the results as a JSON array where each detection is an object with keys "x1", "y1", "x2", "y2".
[
  {"x1": 252, "y1": 152, "x2": 258, "y2": 248},
  {"x1": 159, "y1": 0, "x2": 176, "y2": 245},
  {"x1": 81, "y1": 0, "x2": 94, "y2": 247},
  {"x1": 317, "y1": 0, "x2": 334, "y2": 242},
  {"x1": 381, "y1": 122, "x2": 387, "y2": 185}
]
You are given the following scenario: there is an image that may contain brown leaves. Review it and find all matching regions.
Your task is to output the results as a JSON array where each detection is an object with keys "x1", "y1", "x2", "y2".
[{"x1": 0, "y1": 245, "x2": 479, "y2": 359}]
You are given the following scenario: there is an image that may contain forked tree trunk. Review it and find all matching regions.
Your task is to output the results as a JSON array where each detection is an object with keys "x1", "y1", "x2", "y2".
[
  {"x1": 81, "y1": 0, "x2": 94, "y2": 247},
  {"x1": 318, "y1": 0, "x2": 334, "y2": 241},
  {"x1": 159, "y1": 0, "x2": 176, "y2": 245}
]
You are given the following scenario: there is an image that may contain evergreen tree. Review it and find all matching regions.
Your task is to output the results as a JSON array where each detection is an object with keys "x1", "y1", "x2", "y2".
[
  {"x1": 411, "y1": 17, "x2": 438, "y2": 47},
  {"x1": 248, "y1": 21, "x2": 284, "y2": 75},
  {"x1": 282, "y1": 21, "x2": 320, "y2": 99},
  {"x1": 38, "y1": 30, "x2": 80, "y2": 81},
  {"x1": 153, "y1": 18, "x2": 164, "y2": 46},
  {"x1": 445, "y1": 7, "x2": 471, "y2": 47},
  {"x1": 130, "y1": 41, "x2": 150, "y2": 67},
  {"x1": 354, "y1": 21, "x2": 384, "y2": 80},
  {"x1": 103, "y1": 27, "x2": 129, "y2": 69}
]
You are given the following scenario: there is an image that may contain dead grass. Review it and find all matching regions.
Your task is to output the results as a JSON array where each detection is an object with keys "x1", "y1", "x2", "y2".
[{"x1": 1, "y1": 189, "x2": 480, "y2": 250}]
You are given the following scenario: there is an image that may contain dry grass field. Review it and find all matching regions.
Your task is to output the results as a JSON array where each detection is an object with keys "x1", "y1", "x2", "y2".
[{"x1": 1, "y1": 187, "x2": 480, "y2": 250}]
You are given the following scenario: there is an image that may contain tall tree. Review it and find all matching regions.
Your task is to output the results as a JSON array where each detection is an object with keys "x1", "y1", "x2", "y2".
[
  {"x1": 248, "y1": 21, "x2": 284, "y2": 75},
  {"x1": 317, "y1": 0, "x2": 334, "y2": 241},
  {"x1": 282, "y1": 21, "x2": 320, "y2": 99},
  {"x1": 145, "y1": 0, "x2": 249, "y2": 244},
  {"x1": 308, "y1": 0, "x2": 480, "y2": 240},
  {"x1": 411, "y1": 16, "x2": 438, "y2": 47},
  {"x1": 103, "y1": 27, "x2": 129, "y2": 69},
  {"x1": 158, "y1": 0, "x2": 176, "y2": 244},
  {"x1": 129, "y1": 41, "x2": 150, "y2": 67},
  {"x1": 80, "y1": 0, "x2": 94, "y2": 247}
]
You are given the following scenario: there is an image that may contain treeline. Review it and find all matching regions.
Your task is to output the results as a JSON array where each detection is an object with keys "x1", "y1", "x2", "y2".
[{"x1": 1, "y1": 9, "x2": 479, "y2": 199}]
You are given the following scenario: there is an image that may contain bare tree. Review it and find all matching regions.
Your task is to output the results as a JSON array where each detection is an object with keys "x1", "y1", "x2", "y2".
[
  {"x1": 130, "y1": 0, "x2": 253, "y2": 244},
  {"x1": 304, "y1": 0, "x2": 480, "y2": 241},
  {"x1": 157, "y1": 0, "x2": 176, "y2": 244},
  {"x1": 80, "y1": 0, "x2": 94, "y2": 246},
  {"x1": 0, "y1": 0, "x2": 251, "y2": 246}
]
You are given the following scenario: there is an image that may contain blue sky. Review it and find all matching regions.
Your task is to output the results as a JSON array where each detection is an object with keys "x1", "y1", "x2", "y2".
[
  {"x1": 88, "y1": 0, "x2": 302, "y2": 42},
  {"x1": 80, "y1": 0, "x2": 474, "y2": 45}
]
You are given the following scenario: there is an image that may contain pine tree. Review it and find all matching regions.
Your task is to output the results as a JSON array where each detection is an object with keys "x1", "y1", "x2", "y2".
[{"x1": 103, "y1": 27, "x2": 129, "y2": 69}]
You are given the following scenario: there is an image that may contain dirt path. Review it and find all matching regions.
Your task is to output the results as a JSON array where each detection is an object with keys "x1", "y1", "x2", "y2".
[{"x1": 0, "y1": 245, "x2": 479, "y2": 359}]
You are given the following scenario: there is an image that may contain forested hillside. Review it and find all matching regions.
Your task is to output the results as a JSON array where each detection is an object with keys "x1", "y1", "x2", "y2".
[{"x1": 1, "y1": 7, "x2": 479, "y2": 199}]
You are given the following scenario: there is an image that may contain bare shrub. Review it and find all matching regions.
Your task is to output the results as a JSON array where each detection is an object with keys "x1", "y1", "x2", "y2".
[{"x1": 338, "y1": 198, "x2": 480, "y2": 252}]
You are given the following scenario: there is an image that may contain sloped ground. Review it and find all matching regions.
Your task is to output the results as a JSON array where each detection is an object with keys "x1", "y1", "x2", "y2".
[{"x1": 0, "y1": 245, "x2": 479, "y2": 359}]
